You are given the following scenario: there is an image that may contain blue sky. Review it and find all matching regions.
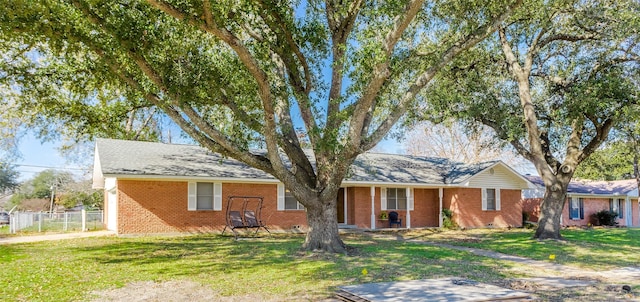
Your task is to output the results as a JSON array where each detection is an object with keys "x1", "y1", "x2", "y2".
[{"x1": 13, "y1": 133, "x2": 91, "y2": 181}]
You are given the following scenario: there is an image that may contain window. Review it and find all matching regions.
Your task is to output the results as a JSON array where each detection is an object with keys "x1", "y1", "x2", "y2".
[
  {"x1": 485, "y1": 189, "x2": 496, "y2": 210},
  {"x1": 610, "y1": 199, "x2": 623, "y2": 219},
  {"x1": 386, "y1": 188, "x2": 407, "y2": 210},
  {"x1": 569, "y1": 197, "x2": 584, "y2": 220},
  {"x1": 188, "y1": 182, "x2": 222, "y2": 211},
  {"x1": 481, "y1": 188, "x2": 500, "y2": 211},
  {"x1": 196, "y1": 182, "x2": 214, "y2": 210},
  {"x1": 285, "y1": 189, "x2": 305, "y2": 210}
]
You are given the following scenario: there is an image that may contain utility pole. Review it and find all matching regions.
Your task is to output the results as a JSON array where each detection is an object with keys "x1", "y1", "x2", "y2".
[{"x1": 49, "y1": 184, "x2": 55, "y2": 218}]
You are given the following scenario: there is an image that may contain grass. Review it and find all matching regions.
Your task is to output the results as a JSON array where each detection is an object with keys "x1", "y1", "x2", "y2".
[
  {"x1": 0, "y1": 225, "x2": 9, "y2": 235},
  {"x1": 1, "y1": 229, "x2": 638, "y2": 301},
  {"x1": 406, "y1": 227, "x2": 640, "y2": 270},
  {"x1": 0, "y1": 233, "x2": 513, "y2": 301}
]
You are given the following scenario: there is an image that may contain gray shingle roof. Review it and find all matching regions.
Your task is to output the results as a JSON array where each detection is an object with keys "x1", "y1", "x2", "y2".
[
  {"x1": 95, "y1": 138, "x2": 508, "y2": 185},
  {"x1": 95, "y1": 138, "x2": 274, "y2": 179},
  {"x1": 347, "y1": 153, "x2": 497, "y2": 184}
]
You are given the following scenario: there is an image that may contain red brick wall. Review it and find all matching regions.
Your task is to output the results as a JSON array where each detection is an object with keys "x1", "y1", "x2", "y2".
[
  {"x1": 352, "y1": 187, "x2": 374, "y2": 229},
  {"x1": 562, "y1": 197, "x2": 627, "y2": 226},
  {"x1": 114, "y1": 179, "x2": 525, "y2": 233},
  {"x1": 347, "y1": 187, "x2": 440, "y2": 229},
  {"x1": 116, "y1": 180, "x2": 308, "y2": 234},
  {"x1": 347, "y1": 187, "x2": 356, "y2": 226},
  {"x1": 446, "y1": 188, "x2": 522, "y2": 228},
  {"x1": 522, "y1": 198, "x2": 542, "y2": 222},
  {"x1": 223, "y1": 183, "x2": 308, "y2": 231},
  {"x1": 411, "y1": 189, "x2": 439, "y2": 227},
  {"x1": 526, "y1": 197, "x2": 639, "y2": 227}
]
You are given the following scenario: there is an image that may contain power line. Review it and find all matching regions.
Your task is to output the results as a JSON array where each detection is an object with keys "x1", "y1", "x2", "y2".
[{"x1": 13, "y1": 164, "x2": 88, "y2": 171}]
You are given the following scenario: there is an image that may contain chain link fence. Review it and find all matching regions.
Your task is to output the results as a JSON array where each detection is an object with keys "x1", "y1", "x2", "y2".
[{"x1": 9, "y1": 210, "x2": 104, "y2": 234}]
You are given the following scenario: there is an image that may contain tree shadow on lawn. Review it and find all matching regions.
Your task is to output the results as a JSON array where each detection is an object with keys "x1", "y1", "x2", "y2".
[
  {"x1": 74, "y1": 234, "x2": 511, "y2": 286},
  {"x1": 431, "y1": 228, "x2": 640, "y2": 269}
]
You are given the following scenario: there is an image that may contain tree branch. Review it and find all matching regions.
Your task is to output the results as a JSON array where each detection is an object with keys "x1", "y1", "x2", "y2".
[
  {"x1": 347, "y1": 0, "x2": 425, "y2": 154},
  {"x1": 70, "y1": 0, "x2": 276, "y2": 173},
  {"x1": 361, "y1": 0, "x2": 523, "y2": 152},
  {"x1": 147, "y1": 0, "x2": 287, "y2": 175},
  {"x1": 324, "y1": 0, "x2": 365, "y2": 151}
]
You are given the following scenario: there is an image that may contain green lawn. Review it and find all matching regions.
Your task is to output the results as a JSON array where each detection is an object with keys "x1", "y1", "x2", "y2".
[
  {"x1": 1, "y1": 229, "x2": 638, "y2": 301},
  {"x1": 406, "y1": 227, "x2": 640, "y2": 270},
  {"x1": 0, "y1": 233, "x2": 513, "y2": 301}
]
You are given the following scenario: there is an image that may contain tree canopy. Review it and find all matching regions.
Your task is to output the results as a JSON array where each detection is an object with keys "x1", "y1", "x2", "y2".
[
  {"x1": 574, "y1": 141, "x2": 635, "y2": 181},
  {"x1": 0, "y1": 162, "x2": 19, "y2": 193},
  {"x1": 0, "y1": 0, "x2": 523, "y2": 251},
  {"x1": 416, "y1": 0, "x2": 639, "y2": 238}
]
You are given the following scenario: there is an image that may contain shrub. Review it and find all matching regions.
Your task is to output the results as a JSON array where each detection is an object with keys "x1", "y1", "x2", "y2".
[
  {"x1": 442, "y1": 208, "x2": 458, "y2": 229},
  {"x1": 592, "y1": 210, "x2": 619, "y2": 226},
  {"x1": 522, "y1": 211, "x2": 530, "y2": 223}
]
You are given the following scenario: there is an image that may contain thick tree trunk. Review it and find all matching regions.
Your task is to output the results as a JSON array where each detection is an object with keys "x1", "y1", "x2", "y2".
[
  {"x1": 534, "y1": 180, "x2": 569, "y2": 240},
  {"x1": 303, "y1": 195, "x2": 345, "y2": 253}
]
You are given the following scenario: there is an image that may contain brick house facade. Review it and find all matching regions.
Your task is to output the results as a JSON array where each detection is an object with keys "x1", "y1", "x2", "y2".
[
  {"x1": 522, "y1": 176, "x2": 639, "y2": 227},
  {"x1": 95, "y1": 139, "x2": 534, "y2": 235}
]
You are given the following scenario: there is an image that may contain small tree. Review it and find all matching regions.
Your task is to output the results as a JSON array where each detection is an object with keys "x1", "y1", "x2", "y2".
[
  {"x1": 442, "y1": 209, "x2": 458, "y2": 229},
  {"x1": 0, "y1": 162, "x2": 19, "y2": 193},
  {"x1": 57, "y1": 187, "x2": 104, "y2": 210}
]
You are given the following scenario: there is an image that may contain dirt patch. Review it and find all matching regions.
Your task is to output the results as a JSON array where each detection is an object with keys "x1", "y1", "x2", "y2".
[{"x1": 89, "y1": 280, "x2": 288, "y2": 302}]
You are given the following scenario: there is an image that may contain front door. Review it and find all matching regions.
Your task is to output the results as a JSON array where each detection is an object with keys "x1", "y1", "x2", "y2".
[{"x1": 337, "y1": 188, "x2": 346, "y2": 224}]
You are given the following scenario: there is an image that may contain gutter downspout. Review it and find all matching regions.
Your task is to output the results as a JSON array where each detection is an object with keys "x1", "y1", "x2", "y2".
[
  {"x1": 370, "y1": 186, "x2": 376, "y2": 230},
  {"x1": 439, "y1": 188, "x2": 443, "y2": 228}
]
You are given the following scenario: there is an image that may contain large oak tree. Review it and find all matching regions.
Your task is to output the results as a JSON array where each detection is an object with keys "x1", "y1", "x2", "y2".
[
  {"x1": 420, "y1": 0, "x2": 639, "y2": 239},
  {"x1": 0, "y1": 0, "x2": 522, "y2": 252}
]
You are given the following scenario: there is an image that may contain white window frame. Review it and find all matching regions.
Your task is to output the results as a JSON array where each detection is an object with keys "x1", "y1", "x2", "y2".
[
  {"x1": 277, "y1": 183, "x2": 304, "y2": 211},
  {"x1": 188, "y1": 182, "x2": 222, "y2": 211},
  {"x1": 481, "y1": 188, "x2": 501, "y2": 211},
  {"x1": 569, "y1": 197, "x2": 582, "y2": 220},
  {"x1": 384, "y1": 188, "x2": 408, "y2": 210},
  {"x1": 611, "y1": 198, "x2": 623, "y2": 219},
  {"x1": 285, "y1": 189, "x2": 305, "y2": 210}
]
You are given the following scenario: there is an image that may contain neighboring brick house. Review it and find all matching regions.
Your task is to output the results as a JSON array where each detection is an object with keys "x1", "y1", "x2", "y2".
[
  {"x1": 93, "y1": 138, "x2": 534, "y2": 235},
  {"x1": 523, "y1": 176, "x2": 639, "y2": 227}
]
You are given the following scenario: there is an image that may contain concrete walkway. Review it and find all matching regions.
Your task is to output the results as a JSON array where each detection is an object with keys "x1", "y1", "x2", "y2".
[{"x1": 0, "y1": 230, "x2": 116, "y2": 245}]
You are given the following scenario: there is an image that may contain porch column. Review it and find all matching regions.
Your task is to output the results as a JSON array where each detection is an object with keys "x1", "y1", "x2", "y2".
[
  {"x1": 406, "y1": 187, "x2": 412, "y2": 229},
  {"x1": 438, "y1": 188, "x2": 443, "y2": 228},
  {"x1": 370, "y1": 186, "x2": 376, "y2": 230},
  {"x1": 626, "y1": 197, "x2": 632, "y2": 226}
]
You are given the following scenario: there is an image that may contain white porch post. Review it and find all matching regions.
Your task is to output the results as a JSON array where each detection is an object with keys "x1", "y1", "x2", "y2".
[
  {"x1": 371, "y1": 186, "x2": 376, "y2": 230},
  {"x1": 406, "y1": 187, "x2": 412, "y2": 229},
  {"x1": 438, "y1": 188, "x2": 443, "y2": 228},
  {"x1": 626, "y1": 197, "x2": 632, "y2": 226},
  {"x1": 343, "y1": 188, "x2": 348, "y2": 225}
]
